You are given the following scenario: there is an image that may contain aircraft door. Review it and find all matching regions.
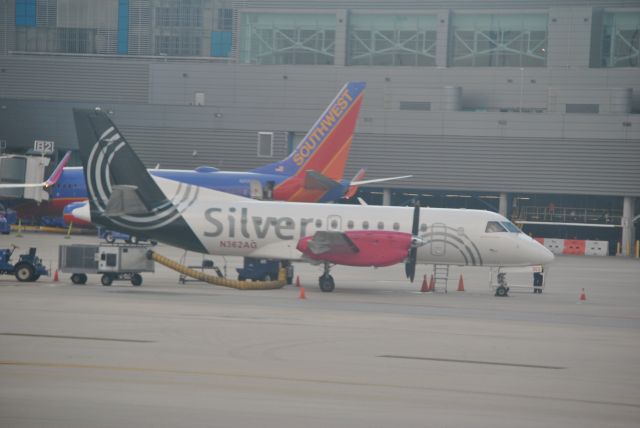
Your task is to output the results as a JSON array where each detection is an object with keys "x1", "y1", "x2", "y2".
[
  {"x1": 327, "y1": 215, "x2": 342, "y2": 231},
  {"x1": 249, "y1": 180, "x2": 263, "y2": 200},
  {"x1": 264, "y1": 181, "x2": 275, "y2": 200},
  {"x1": 430, "y1": 223, "x2": 446, "y2": 256}
]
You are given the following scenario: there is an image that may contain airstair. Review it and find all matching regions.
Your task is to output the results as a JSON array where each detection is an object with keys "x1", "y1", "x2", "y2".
[{"x1": 432, "y1": 264, "x2": 450, "y2": 293}]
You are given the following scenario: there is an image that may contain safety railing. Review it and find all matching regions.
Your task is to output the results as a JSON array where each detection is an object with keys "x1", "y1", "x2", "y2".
[{"x1": 516, "y1": 206, "x2": 621, "y2": 225}]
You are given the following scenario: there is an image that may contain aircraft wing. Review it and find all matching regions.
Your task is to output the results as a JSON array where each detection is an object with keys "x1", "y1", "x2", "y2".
[
  {"x1": 351, "y1": 174, "x2": 412, "y2": 186},
  {"x1": 306, "y1": 231, "x2": 360, "y2": 255}
]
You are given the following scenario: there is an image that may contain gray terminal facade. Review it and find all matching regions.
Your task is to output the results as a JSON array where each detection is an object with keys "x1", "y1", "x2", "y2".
[{"x1": 0, "y1": 0, "x2": 639, "y2": 250}]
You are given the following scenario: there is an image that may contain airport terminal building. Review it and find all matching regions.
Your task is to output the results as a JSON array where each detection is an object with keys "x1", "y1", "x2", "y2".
[{"x1": 0, "y1": 0, "x2": 638, "y2": 254}]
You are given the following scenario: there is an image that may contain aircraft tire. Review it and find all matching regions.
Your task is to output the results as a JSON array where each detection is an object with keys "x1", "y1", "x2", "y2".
[
  {"x1": 319, "y1": 275, "x2": 335, "y2": 292},
  {"x1": 495, "y1": 285, "x2": 508, "y2": 297}
]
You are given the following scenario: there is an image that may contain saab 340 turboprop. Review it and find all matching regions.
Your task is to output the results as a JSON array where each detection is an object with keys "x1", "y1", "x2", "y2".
[{"x1": 72, "y1": 108, "x2": 554, "y2": 292}]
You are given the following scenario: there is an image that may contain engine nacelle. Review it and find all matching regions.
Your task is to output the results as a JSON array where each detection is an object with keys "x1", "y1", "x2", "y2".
[{"x1": 297, "y1": 231, "x2": 413, "y2": 267}]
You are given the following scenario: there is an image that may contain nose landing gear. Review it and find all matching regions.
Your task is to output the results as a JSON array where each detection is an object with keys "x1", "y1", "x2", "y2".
[{"x1": 318, "y1": 262, "x2": 335, "y2": 292}]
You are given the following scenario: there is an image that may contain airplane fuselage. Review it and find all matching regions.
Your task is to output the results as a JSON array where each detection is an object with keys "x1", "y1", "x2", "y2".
[{"x1": 117, "y1": 177, "x2": 553, "y2": 267}]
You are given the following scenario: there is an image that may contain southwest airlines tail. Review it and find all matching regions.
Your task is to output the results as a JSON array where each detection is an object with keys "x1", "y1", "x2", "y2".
[
  {"x1": 73, "y1": 108, "x2": 207, "y2": 252},
  {"x1": 251, "y1": 81, "x2": 366, "y2": 201}
]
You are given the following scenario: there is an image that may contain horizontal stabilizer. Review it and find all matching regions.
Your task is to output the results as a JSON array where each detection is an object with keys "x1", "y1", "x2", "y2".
[
  {"x1": 104, "y1": 185, "x2": 150, "y2": 217},
  {"x1": 303, "y1": 171, "x2": 342, "y2": 191},
  {"x1": 307, "y1": 231, "x2": 359, "y2": 255}
]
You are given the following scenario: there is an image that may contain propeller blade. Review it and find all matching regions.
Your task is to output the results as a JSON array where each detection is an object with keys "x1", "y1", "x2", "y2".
[
  {"x1": 412, "y1": 201, "x2": 420, "y2": 236},
  {"x1": 406, "y1": 201, "x2": 420, "y2": 282},
  {"x1": 405, "y1": 248, "x2": 417, "y2": 282}
]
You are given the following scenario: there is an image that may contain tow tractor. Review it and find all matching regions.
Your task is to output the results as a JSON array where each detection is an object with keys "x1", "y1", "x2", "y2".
[
  {"x1": 237, "y1": 258, "x2": 294, "y2": 284},
  {"x1": 0, "y1": 245, "x2": 49, "y2": 282}
]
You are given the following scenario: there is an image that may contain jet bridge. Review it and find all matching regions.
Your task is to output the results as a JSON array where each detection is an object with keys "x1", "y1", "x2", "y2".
[{"x1": 0, "y1": 155, "x2": 50, "y2": 202}]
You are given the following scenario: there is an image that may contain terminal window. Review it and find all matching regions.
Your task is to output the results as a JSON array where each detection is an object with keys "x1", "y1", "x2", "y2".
[
  {"x1": 600, "y1": 12, "x2": 640, "y2": 67},
  {"x1": 450, "y1": 13, "x2": 548, "y2": 67},
  {"x1": 239, "y1": 13, "x2": 336, "y2": 65},
  {"x1": 347, "y1": 14, "x2": 437, "y2": 66}
]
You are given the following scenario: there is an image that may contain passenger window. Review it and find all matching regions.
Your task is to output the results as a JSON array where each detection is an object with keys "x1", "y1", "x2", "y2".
[
  {"x1": 485, "y1": 221, "x2": 507, "y2": 233},
  {"x1": 315, "y1": 219, "x2": 322, "y2": 228},
  {"x1": 393, "y1": 222, "x2": 400, "y2": 231},
  {"x1": 420, "y1": 224, "x2": 427, "y2": 232},
  {"x1": 362, "y1": 221, "x2": 369, "y2": 230},
  {"x1": 347, "y1": 220, "x2": 354, "y2": 229},
  {"x1": 377, "y1": 221, "x2": 384, "y2": 230}
]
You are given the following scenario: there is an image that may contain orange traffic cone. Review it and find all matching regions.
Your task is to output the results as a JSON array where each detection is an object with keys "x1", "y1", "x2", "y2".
[
  {"x1": 579, "y1": 288, "x2": 586, "y2": 301},
  {"x1": 299, "y1": 286, "x2": 306, "y2": 299},
  {"x1": 295, "y1": 275, "x2": 301, "y2": 287},
  {"x1": 53, "y1": 270, "x2": 59, "y2": 282},
  {"x1": 428, "y1": 275, "x2": 435, "y2": 292},
  {"x1": 457, "y1": 274, "x2": 465, "y2": 292},
  {"x1": 420, "y1": 275, "x2": 429, "y2": 293}
]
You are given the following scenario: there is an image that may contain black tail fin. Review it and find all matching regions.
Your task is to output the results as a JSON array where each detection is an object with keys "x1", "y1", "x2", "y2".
[
  {"x1": 73, "y1": 108, "x2": 206, "y2": 252},
  {"x1": 73, "y1": 108, "x2": 167, "y2": 213}
]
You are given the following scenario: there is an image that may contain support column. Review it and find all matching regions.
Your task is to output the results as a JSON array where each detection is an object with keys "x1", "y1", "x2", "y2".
[
  {"x1": 382, "y1": 188, "x2": 392, "y2": 206},
  {"x1": 499, "y1": 193, "x2": 508, "y2": 217},
  {"x1": 333, "y1": 10, "x2": 348, "y2": 66},
  {"x1": 621, "y1": 196, "x2": 636, "y2": 256}
]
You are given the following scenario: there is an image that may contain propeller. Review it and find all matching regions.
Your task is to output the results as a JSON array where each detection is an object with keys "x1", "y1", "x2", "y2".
[{"x1": 405, "y1": 200, "x2": 421, "y2": 282}]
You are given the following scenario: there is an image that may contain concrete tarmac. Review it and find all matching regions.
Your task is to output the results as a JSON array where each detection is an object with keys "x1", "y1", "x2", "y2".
[{"x1": 1, "y1": 232, "x2": 639, "y2": 427}]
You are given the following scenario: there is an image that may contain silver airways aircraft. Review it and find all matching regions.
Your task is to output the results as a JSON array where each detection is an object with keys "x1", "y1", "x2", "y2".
[{"x1": 73, "y1": 108, "x2": 554, "y2": 292}]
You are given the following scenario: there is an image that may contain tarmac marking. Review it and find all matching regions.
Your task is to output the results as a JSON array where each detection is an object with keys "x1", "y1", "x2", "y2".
[
  {"x1": 378, "y1": 355, "x2": 566, "y2": 370},
  {"x1": 1, "y1": 360, "x2": 639, "y2": 409},
  {"x1": 0, "y1": 333, "x2": 154, "y2": 343}
]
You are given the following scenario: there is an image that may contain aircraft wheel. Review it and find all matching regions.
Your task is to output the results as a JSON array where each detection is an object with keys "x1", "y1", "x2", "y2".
[
  {"x1": 495, "y1": 285, "x2": 508, "y2": 297},
  {"x1": 15, "y1": 263, "x2": 34, "y2": 282},
  {"x1": 131, "y1": 273, "x2": 143, "y2": 286},
  {"x1": 319, "y1": 274, "x2": 335, "y2": 292},
  {"x1": 101, "y1": 274, "x2": 113, "y2": 286}
]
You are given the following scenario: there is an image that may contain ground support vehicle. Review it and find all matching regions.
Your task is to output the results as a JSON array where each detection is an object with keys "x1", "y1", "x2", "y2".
[
  {"x1": 489, "y1": 265, "x2": 547, "y2": 296},
  {"x1": 237, "y1": 258, "x2": 294, "y2": 284},
  {"x1": 59, "y1": 244, "x2": 155, "y2": 286},
  {"x1": 0, "y1": 246, "x2": 49, "y2": 282}
]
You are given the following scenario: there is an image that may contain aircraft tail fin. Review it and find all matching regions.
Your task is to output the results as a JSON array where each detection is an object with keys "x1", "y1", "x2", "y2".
[
  {"x1": 72, "y1": 108, "x2": 207, "y2": 252},
  {"x1": 251, "y1": 81, "x2": 366, "y2": 181},
  {"x1": 44, "y1": 150, "x2": 72, "y2": 188}
]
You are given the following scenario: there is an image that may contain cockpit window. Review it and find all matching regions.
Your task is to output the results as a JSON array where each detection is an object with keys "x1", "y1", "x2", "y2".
[
  {"x1": 485, "y1": 221, "x2": 507, "y2": 233},
  {"x1": 501, "y1": 221, "x2": 521, "y2": 233}
]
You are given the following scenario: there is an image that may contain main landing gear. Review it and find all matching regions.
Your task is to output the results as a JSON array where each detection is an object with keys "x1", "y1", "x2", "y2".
[
  {"x1": 495, "y1": 272, "x2": 510, "y2": 297},
  {"x1": 318, "y1": 262, "x2": 335, "y2": 292}
]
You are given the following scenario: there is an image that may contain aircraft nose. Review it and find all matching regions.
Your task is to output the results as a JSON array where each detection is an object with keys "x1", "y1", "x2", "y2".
[{"x1": 535, "y1": 241, "x2": 555, "y2": 264}]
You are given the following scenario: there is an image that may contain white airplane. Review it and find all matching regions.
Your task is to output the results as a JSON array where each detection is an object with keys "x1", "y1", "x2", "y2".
[{"x1": 72, "y1": 108, "x2": 554, "y2": 292}]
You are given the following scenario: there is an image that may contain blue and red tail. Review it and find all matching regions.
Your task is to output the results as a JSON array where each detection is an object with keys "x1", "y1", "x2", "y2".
[{"x1": 251, "y1": 81, "x2": 366, "y2": 202}]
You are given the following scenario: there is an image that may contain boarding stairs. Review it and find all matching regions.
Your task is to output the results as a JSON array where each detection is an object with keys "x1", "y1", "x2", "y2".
[{"x1": 432, "y1": 264, "x2": 450, "y2": 293}]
